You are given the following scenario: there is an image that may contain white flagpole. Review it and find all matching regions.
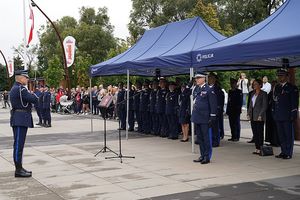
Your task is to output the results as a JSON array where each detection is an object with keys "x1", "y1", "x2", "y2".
[
  {"x1": 23, "y1": 0, "x2": 28, "y2": 70},
  {"x1": 190, "y1": 68, "x2": 195, "y2": 153}
]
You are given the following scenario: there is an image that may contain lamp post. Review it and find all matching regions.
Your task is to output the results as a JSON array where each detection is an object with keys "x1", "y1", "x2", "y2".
[
  {"x1": 31, "y1": 0, "x2": 71, "y2": 96},
  {"x1": 0, "y1": 49, "x2": 11, "y2": 88}
]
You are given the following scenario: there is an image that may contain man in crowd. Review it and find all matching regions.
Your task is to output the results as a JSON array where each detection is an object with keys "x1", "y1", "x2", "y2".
[
  {"x1": 262, "y1": 76, "x2": 271, "y2": 94},
  {"x1": 139, "y1": 80, "x2": 151, "y2": 134},
  {"x1": 150, "y1": 80, "x2": 159, "y2": 135},
  {"x1": 156, "y1": 77, "x2": 168, "y2": 137},
  {"x1": 273, "y1": 68, "x2": 299, "y2": 159},
  {"x1": 10, "y1": 70, "x2": 38, "y2": 177},
  {"x1": 192, "y1": 72, "x2": 217, "y2": 164},
  {"x1": 42, "y1": 85, "x2": 52, "y2": 127}
]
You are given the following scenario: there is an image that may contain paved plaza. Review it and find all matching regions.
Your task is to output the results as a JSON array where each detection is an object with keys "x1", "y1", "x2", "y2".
[{"x1": 0, "y1": 108, "x2": 300, "y2": 200}]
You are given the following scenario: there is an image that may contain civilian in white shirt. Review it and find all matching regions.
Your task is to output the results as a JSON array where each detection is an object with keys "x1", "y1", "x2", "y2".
[{"x1": 261, "y1": 76, "x2": 271, "y2": 94}]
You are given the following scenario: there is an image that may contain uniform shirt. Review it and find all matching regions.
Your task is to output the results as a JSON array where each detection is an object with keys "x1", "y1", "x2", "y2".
[
  {"x1": 139, "y1": 88, "x2": 150, "y2": 112},
  {"x1": 125, "y1": 89, "x2": 135, "y2": 111},
  {"x1": 133, "y1": 89, "x2": 141, "y2": 111},
  {"x1": 42, "y1": 91, "x2": 51, "y2": 109},
  {"x1": 179, "y1": 88, "x2": 191, "y2": 115},
  {"x1": 191, "y1": 83, "x2": 217, "y2": 124},
  {"x1": 155, "y1": 88, "x2": 168, "y2": 114},
  {"x1": 117, "y1": 89, "x2": 125, "y2": 111},
  {"x1": 10, "y1": 82, "x2": 38, "y2": 127},
  {"x1": 210, "y1": 84, "x2": 225, "y2": 114},
  {"x1": 165, "y1": 91, "x2": 179, "y2": 115},
  {"x1": 272, "y1": 82, "x2": 299, "y2": 121},
  {"x1": 226, "y1": 89, "x2": 243, "y2": 115}
]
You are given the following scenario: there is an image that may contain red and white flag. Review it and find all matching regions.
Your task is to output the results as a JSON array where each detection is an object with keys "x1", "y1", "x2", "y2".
[
  {"x1": 27, "y1": 4, "x2": 34, "y2": 46},
  {"x1": 7, "y1": 58, "x2": 14, "y2": 78},
  {"x1": 63, "y1": 36, "x2": 76, "y2": 67}
]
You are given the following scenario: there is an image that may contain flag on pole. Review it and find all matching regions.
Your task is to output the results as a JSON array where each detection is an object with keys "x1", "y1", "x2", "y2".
[
  {"x1": 7, "y1": 58, "x2": 14, "y2": 78},
  {"x1": 27, "y1": 3, "x2": 34, "y2": 46},
  {"x1": 63, "y1": 36, "x2": 76, "y2": 67}
]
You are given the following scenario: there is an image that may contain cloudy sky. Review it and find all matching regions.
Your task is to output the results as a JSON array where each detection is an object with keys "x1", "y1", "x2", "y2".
[{"x1": 0, "y1": 0, "x2": 132, "y2": 65}]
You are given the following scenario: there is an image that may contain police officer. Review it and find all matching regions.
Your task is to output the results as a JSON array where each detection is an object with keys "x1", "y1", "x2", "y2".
[
  {"x1": 226, "y1": 78, "x2": 243, "y2": 141},
  {"x1": 139, "y1": 80, "x2": 151, "y2": 134},
  {"x1": 117, "y1": 82, "x2": 126, "y2": 130},
  {"x1": 10, "y1": 70, "x2": 38, "y2": 177},
  {"x1": 273, "y1": 68, "x2": 299, "y2": 159},
  {"x1": 208, "y1": 72, "x2": 225, "y2": 146},
  {"x1": 166, "y1": 81, "x2": 179, "y2": 139},
  {"x1": 192, "y1": 72, "x2": 217, "y2": 164},
  {"x1": 150, "y1": 80, "x2": 159, "y2": 135},
  {"x1": 125, "y1": 82, "x2": 135, "y2": 131},
  {"x1": 133, "y1": 81, "x2": 142, "y2": 132},
  {"x1": 34, "y1": 86, "x2": 43, "y2": 125},
  {"x1": 42, "y1": 85, "x2": 52, "y2": 127},
  {"x1": 156, "y1": 77, "x2": 169, "y2": 137}
]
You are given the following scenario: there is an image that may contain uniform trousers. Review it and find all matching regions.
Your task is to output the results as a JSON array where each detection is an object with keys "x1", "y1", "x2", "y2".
[
  {"x1": 228, "y1": 114, "x2": 241, "y2": 140},
  {"x1": 166, "y1": 114, "x2": 178, "y2": 138},
  {"x1": 12, "y1": 126, "x2": 28, "y2": 169},
  {"x1": 211, "y1": 118, "x2": 220, "y2": 146},
  {"x1": 141, "y1": 111, "x2": 151, "y2": 133},
  {"x1": 128, "y1": 110, "x2": 135, "y2": 130},
  {"x1": 35, "y1": 106, "x2": 42, "y2": 123},
  {"x1": 158, "y1": 114, "x2": 168, "y2": 137},
  {"x1": 276, "y1": 121, "x2": 294, "y2": 157},
  {"x1": 195, "y1": 123, "x2": 212, "y2": 160},
  {"x1": 43, "y1": 108, "x2": 51, "y2": 125},
  {"x1": 151, "y1": 112, "x2": 159, "y2": 135}
]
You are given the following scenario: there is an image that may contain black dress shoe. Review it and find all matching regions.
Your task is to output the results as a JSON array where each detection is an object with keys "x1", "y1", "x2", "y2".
[
  {"x1": 212, "y1": 144, "x2": 219, "y2": 147},
  {"x1": 35, "y1": 123, "x2": 41, "y2": 126},
  {"x1": 275, "y1": 153, "x2": 285, "y2": 158},
  {"x1": 180, "y1": 139, "x2": 189, "y2": 142},
  {"x1": 193, "y1": 157, "x2": 204, "y2": 163},
  {"x1": 247, "y1": 140, "x2": 254, "y2": 143},
  {"x1": 201, "y1": 159, "x2": 210, "y2": 164},
  {"x1": 15, "y1": 168, "x2": 32, "y2": 178},
  {"x1": 282, "y1": 155, "x2": 292, "y2": 159},
  {"x1": 195, "y1": 141, "x2": 199, "y2": 145},
  {"x1": 22, "y1": 168, "x2": 32, "y2": 174},
  {"x1": 128, "y1": 128, "x2": 134, "y2": 132}
]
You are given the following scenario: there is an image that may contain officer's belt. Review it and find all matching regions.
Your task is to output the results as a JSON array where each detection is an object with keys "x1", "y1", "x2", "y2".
[{"x1": 12, "y1": 109, "x2": 31, "y2": 113}]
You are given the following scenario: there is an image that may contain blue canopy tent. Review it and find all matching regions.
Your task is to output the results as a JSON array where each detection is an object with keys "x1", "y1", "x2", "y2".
[
  {"x1": 191, "y1": 0, "x2": 300, "y2": 71},
  {"x1": 89, "y1": 17, "x2": 226, "y2": 77}
]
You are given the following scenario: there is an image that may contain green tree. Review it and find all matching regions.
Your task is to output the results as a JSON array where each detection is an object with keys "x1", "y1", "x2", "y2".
[
  {"x1": 129, "y1": 0, "x2": 197, "y2": 43},
  {"x1": 13, "y1": 55, "x2": 24, "y2": 71},
  {"x1": 74, "y1": 55, "x2": 93, "y2": 87},
  {"x1": 43, "y1": 56, "x2": 64, "y2": 88},
  {"x1": 0, "y1": 64, "x2": 9, "y2": 90}
]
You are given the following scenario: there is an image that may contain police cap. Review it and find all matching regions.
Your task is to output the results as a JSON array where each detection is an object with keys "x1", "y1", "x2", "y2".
[
  {"x1": 194, "y1": 72, "x2": 207, "y2": 79},
  {"x1": 14, "y1": 70, "x2": 29, "y2": 78}
]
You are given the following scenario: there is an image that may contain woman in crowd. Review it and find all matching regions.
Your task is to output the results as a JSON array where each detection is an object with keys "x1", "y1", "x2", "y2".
[
  {"x1": 247, "y1": 79, "x2": 268, "y2": 155},
  {"x1": 82, "y1": 89, "x2": 90, "y2": 115}
]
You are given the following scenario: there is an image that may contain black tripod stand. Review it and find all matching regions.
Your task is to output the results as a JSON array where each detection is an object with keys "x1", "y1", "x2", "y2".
[
  {"x1": 95, "y1": 107, "x2": 118, "y2": 157},
  {"x1": 105, "y1": 114, "x2": 135, "y2": 163}
]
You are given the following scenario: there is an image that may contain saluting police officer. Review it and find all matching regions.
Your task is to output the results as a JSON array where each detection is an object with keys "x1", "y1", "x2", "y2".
[
  {"x1": 139, "y1": 80, "x2": 151, "y2": 134},
  {"x1": 150, "y1": 80, "x2": 159, "y2": 135},
  {"x1": 156, "y1": 77, "x2": 169, "y2": 137},
  {"x1": 165, "y1": 81, "x2": 179, "y2": 139},
  {"x1": 273, "y1": 68, "x2": 299, "y2": 159},
  {"x1": 208, "y1": 72, "x2": 225, "y2": 147},
  {"x1": 42, "y1": 85, "x2": 52, "y2": 127},
  {"x1": 192, "y1": 72, "x2": 218, "y2": 164},
  {"x1": 10, "y1": 70, "x2": 38, "y2": 177},
  {"x1": 34, "y1": 86, "x2": 43, "y2": 125}
]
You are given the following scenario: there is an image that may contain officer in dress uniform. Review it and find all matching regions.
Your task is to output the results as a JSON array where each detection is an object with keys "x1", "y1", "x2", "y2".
[
  {"x1": 208, "y1": 72, "x2": 225, "y2": 147},
  {"x1": 34, "y1": 86, "x2": 43, "y2": 125},
  {"x1": 10, "y1": 70, "x2": 38, "y2": 177},
  {"x1": 226, "y1": 78, "x2": 243, "y2": 141},
  {"x1": 156, "y1": 77, "x2": 169, "y2": 137},
  {"x1": 134, "y1": 81, "x2": 142, "y2": 132},
  {"x1": 192, "y1": 72, "x2": 217, "y2": 164},
  {"x1": 273, "y1": 68, "x2": 299, "y2": 159},
  {"x1": 117, "y1": 82, "x2": 126, "y2": 130},
  {"x1": 42, "y1": 85, "x2": 52, "y2": 127},
  {"x1": 125, "y1": 82, "x2": 135, "y2": 131},
  {"x1": 150, "y1": 80, "x2": 159, "y2": 135},
  {"x1": 139, "y1": 80, "x2": 151, "y2": 134},
  {"x1": 165, "y1": 81, "x2": 179, "y2": 139}
]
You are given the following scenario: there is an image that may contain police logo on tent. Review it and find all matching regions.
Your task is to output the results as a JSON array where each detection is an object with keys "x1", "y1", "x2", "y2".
[{"x1": 196, "y1": 53, "x2": 214, "y2": 62}]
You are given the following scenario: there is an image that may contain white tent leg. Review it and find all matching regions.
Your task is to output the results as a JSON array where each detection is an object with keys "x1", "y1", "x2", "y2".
[
  {"x1": 90, "y1": 78, "x2": 93, "y2": 133},
  {"x1": 126, "y1": 70, "x2": 129, "y2": 140},
  {"x1": 190, "y1": 68, "x2": 195, "y2": 153}
]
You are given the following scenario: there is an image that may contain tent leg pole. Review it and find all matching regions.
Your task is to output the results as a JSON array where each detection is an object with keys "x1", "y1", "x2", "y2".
[
  {"x1": 90, "y1": 78, "x2": 93, "y2": 134},
  {"x1": 190, "y1": 68, "x2": 195, "y2": 153},
  {"x1": 126, "y1": 70, "x2": 129, "y2": 140}
]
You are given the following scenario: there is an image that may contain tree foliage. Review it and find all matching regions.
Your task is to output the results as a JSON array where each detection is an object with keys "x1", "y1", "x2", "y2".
[
  {"x1": 0, "y1": 64, "x2": 9, "y2": 91},
  {"x1": 43, "y1": 56, "x2": 64, "y2": 88},
  {"x1": 37, "y1": 7, "x2": 116, "y2": 87}
]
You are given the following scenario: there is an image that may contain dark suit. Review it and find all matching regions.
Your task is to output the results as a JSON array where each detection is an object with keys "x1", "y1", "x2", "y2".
[
  {"x1": 10, "y1": 82, "x2": 38, "y2": 170},
  {"x1": 248, "y1": 91, "x2": 268, "y2": 150}
]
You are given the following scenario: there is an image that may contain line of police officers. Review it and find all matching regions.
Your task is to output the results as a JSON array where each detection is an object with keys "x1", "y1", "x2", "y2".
[{"x1": 33, "y1": 85, "x2": 52, "y2": 128}]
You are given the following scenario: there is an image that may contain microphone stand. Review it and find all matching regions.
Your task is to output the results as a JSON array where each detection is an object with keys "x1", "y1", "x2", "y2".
[{"x1": 105, "y1": 90, "x2": 136, "y2": 163}]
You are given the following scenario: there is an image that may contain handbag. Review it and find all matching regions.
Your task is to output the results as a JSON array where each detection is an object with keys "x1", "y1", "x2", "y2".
[{"x1": 260, "y1": 146, "x2": 274, "y2": 156}]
